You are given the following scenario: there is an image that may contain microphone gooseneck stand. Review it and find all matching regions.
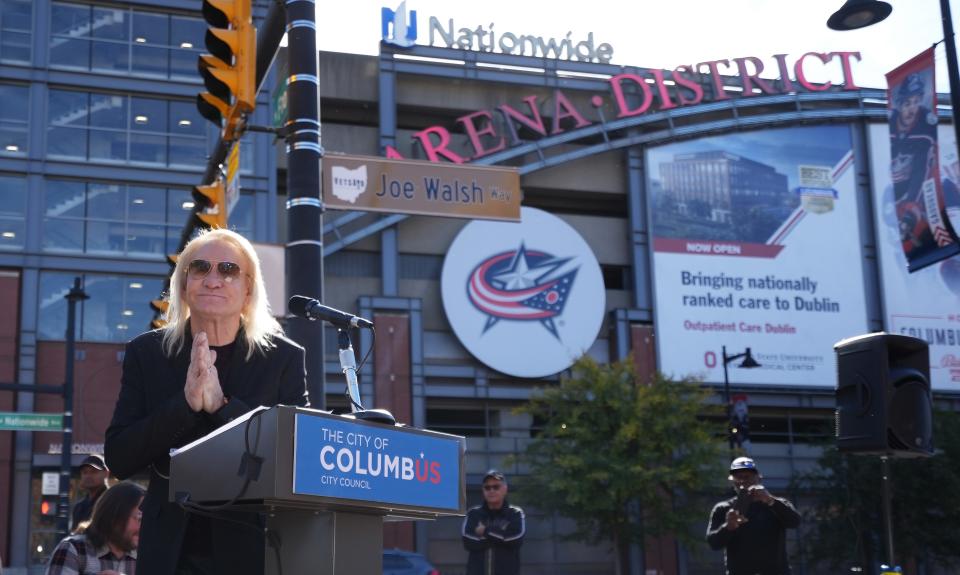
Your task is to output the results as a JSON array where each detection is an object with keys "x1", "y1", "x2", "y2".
[{"x1": 337, "y1": 329, "x2": 396, "y2": 425}]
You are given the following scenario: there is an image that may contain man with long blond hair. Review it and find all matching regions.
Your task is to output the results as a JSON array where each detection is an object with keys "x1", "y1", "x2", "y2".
[{"x1": 105, "y1": 229, "x2": 309, "y2": 575}]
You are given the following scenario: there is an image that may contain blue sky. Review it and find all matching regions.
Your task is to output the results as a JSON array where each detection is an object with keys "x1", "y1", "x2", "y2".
[{"x1": 314, "y1": 0, "x2": 953, "y2": 92}]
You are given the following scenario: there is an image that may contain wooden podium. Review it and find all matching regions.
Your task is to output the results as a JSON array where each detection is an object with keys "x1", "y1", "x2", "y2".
[{"x1": 169, "y1": 405, "x2": 465, "y2": 575}]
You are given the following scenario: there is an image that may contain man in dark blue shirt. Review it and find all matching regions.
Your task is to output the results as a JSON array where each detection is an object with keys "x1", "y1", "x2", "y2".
[
  {"x1": 462, "y1": 470, "x2": 525, "y2": 575},
  {"x1": 706, "y1": 457, "x2": 801, "y2": 575}
]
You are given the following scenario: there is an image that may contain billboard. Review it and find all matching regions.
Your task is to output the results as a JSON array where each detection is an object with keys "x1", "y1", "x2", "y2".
[
  {"x1": 885, "y1": 48, "x2": 959, "y2": 271},
  {"x1": 648, "y1": 125, "x2": 869, "y2": 386},
  {"x1": 869, "y1": 123, "x2": 960, "y2": 390}
]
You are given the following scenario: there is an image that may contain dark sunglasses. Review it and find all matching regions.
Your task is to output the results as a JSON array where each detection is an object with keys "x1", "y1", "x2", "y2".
[
  {"x1": 483, "y1": 484, "x2": 502, "y2": 491},
  {"x1": 186, "y1": 259, "x2": 243, "y2": 282}
]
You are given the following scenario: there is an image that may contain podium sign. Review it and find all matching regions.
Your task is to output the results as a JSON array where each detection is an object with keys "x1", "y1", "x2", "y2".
[
  {"x1": 170, "y1": 406, "x2": 465, "y2": 518},
  {"x1": 294, "y1": 414, "x2": 461, "y2": 513}
]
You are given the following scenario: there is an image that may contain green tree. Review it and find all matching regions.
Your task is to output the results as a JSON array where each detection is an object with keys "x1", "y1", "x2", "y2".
[
  {"x1": 794, "y1": 409, "x2": 960, "y2": 574},
  {"x1": 514, "y1": 356, "x2": 723, "y2": 575}
]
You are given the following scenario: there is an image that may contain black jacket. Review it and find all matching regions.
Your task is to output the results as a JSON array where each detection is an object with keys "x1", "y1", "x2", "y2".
[
  {"x1": 461, "y1": 500, "x2": 525, "y2": 575},
  {"x1": 70, "y1": 487, "x2": 104, "y2": 529},
  {"x1": 105, "y1": 329, "x2": 308, "y2": 575},
  {"x1": 706, "y1": 494, "x2": 801, "y2": 575}
]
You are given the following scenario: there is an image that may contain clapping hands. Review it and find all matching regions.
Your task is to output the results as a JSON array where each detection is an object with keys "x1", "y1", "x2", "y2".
[{"x1": 184, "y1": 331, "x2": 226, "y2": 413}]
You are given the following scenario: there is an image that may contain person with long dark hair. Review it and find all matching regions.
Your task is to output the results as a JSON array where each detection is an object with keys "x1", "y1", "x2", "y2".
[{"x1": 46, "y1": 481, "x2": 145, "y2": 575}]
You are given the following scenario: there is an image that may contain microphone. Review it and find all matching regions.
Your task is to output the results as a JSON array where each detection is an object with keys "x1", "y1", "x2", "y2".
[{"x1": 288, "y1": 296, "x2": 374, "y2": 329}]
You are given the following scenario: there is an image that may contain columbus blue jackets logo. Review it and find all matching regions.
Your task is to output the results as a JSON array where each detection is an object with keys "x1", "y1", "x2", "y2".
[
  {"x1": 466, "y1": 243, "x2": 578, "y2": 340},
  {"x1": 441, "y1": 207, "x2": 605, "y2": 379}
]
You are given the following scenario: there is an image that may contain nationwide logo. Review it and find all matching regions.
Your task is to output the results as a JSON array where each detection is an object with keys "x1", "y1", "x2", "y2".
[
  {"x1": 381, "y1": 1, "x2": 417, "y2": 48},
  {"x1": 466, "y1": 244, "x2": 578, "y2": 340}
]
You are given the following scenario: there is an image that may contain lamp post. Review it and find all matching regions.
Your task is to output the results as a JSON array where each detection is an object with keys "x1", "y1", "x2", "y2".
[
  {"x1": 828, "y1": 0, "x2": 960, "y2": 173},
  {"x1": 827, "y1": 7, "x2": 946, "y2": 569},
  {"x1": 721, "y1": 346, "x2": 761, "y2": 449}
]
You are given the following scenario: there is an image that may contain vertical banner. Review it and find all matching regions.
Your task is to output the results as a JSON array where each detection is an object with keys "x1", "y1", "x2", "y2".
[
  {"x1": 870, "y1": 123, "x2": 960, "y2": 390},
  {"x1": 649, "y1": 126, "x2": 869, "y2": 387},
  {"x1": 886, "y1": 48, "x2": 960, "y2": 271}
]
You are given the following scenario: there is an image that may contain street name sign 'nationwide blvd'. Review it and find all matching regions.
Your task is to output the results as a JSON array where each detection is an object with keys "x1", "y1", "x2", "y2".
[
  {"x1": 0, "y1": 412, "x2": 63, "y2": 431},
  {"x1": 322, "y1": 154, "x2": 521, "y2": 221}
]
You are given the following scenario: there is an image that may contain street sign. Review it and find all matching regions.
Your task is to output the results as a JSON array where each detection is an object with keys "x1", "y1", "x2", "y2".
[
  {"x1": 272, "y1": 55, "x2": 288, "y2": 128},
  {"x1": 225, "y1": 141, "x2": 240, "y2": 216},
  {"x1": 322, "y1": 154, "x2": 521, "y2": 221},
  {"x1": 41, "y1": 472, "x2": 59, "y2": 496},
  {"x1": 0, "y1": 412, "x2": 63, "y2": 431}
]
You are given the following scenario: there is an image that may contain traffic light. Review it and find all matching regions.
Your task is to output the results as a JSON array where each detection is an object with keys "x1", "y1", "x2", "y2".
[
  {"x1": 197, "y1": 0, "x2": 256, "y2": 141},
  {"x1": 151, "y1": 298, "x2": 169, "y2": 329},
  {"x1": 835, "y1": 332, "x2": 933, "y2": 457},
  {"x1": 40, "y1": 497, "x2": 57, "y2": 519},
  {"x1": 192, "y1": 180, "x2": 227, "y2": 229}
]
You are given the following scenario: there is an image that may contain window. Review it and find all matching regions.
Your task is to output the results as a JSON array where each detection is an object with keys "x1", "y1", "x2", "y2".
[
  {"x1": 48, "y1": 89, "x2": 209, "y2": 168},
  {"x1": 0, "y1": 174, "x2": 27, "y2": 249},
  {"x1": 43, "y1": 179, "x2": 196, "y2": 257},
  {"x1": 49, "y1": 2, "x2": 204, "y2": 80},
  {"x1": 0, "y1": 84, "x2": 29, "y2": 156},
  {"x1": 230, "y1": 192, "x2": 255, "y2": 239},
  {"x1": 0, "y1": 0, "x2": 31, "y2": 64},
  {"x1": 38, "y1": 272, "x2": 163, "y2": 342}
]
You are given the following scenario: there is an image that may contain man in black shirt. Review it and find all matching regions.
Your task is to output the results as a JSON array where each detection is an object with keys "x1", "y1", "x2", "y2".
[
  {"x1": 706, "y1": 457, "x2": 800, "y2": 575},
  {"x1": 70, "y1": 454, "x2": 110, "y2": 529},
  {"x1": 462, "y1": 470, "x2": 525, "y2": 575}
]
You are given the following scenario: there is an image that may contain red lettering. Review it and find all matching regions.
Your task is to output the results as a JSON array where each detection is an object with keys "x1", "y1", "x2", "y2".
[
  {"x1": 457, "y1": 110, "x2": 506, "y2": 159},
  {"x1": 415, "y1": 459, "x2": 429, "y2": 482},
  {"x1": 430, "y1": 461, "x2": 441, "y2": 484},
  {"x1": 734, "y1": 56, "x2": 778, "y2": 96},
  {"x1": 794, "y1": 52, "x2": 832, "y2": 92},
  {"x1": 773, "y1": 54, "x2": 796, "y2": 93},
  {"x1": 649, "y1": 69, "x2": 676, "y2": 111},
  {"x1": 696, "y1": 59, "x2": 731, "y2": 100},
  {"x1": 498, "y1": 95, "x2": 548, "y2": 145},
  {"x1": 609, "y1": 73, "x2": 654, "y2": 118},
  {"x1": 830, "y1": 51, "x2": 862, "y2": 90},
  {"x1": 672, "y1": 66, "x2": 703, "y2": 106},
  {"x1": 384, "y1": 145, "x2": 405, "y2": 159},
  {"x1": 412, "y1": 126, "x2": 466, "y2": 164},
  {"x1": 551, "y1": 90, "x2": 591, "y2": 134}
]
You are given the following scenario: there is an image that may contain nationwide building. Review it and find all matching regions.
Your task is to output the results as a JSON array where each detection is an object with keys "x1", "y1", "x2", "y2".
[{"x1": 1, "y1": 1, "x2": 958, "y2": 574}]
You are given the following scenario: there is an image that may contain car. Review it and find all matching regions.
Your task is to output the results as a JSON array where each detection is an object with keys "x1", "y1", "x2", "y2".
[{"x1": 382, "y1": 548, "x2": 441, "y2": 575}]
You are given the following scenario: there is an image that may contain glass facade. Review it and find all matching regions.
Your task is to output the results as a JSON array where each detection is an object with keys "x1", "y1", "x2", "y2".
[
  {"x1": 0, "y1": 174, "x2": 26, "y2": 249},
  {"x1": 0, "y1": 0, "x2": 31, "y2": 64},
  {"x1": 49, "y1": 2, "x2": 204, "y2": 80},
  {"x1": 42, "y1": 179, "x2": 196, "y2": 256},
  {"x1": 38, "y1": 271, "x2": 164, "y2": 342},
  {"x1": 0, "y1": 83, "x2": 29, "y2": 156},
  {"x1": 47, "y1": 89, "x2": 210, "y2": 167}
]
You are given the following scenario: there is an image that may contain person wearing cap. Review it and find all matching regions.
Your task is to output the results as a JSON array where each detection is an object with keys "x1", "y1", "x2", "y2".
[
  {"x1": 461, "y1": 470, "x2": 525, "y2": 575},
  {"x1": 71, "y1": 454, "x2": 111, "y2": 530},
  {"x1": 706, "y1": 457, "x2": 800, "y2": 575}
]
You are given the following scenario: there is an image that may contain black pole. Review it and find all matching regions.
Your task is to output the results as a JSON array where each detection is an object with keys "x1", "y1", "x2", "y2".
[
  {"x1": 941, "y1": 0, "x2": 960, "y2": 167},
  {"x1": 722, "y1": 345, "x2": 733, "y2": 450},
  {"x1": 880, "y1": 456, "x2": 895, "y2": 568},
  {"x1": 58, "y1": 277, "x2": 88, "y2": 539},
  {"x1": 284, "y1": 0, "x2": 325, "y2": 409}
]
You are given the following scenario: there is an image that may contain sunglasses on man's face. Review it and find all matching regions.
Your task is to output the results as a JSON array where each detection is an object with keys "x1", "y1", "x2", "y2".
[
  {"x1": 186, "y1": 259, "x2": 243, "y2": 283},
  {"x1": 483, "y1": 483, "x2": 502, "y2": 491}
]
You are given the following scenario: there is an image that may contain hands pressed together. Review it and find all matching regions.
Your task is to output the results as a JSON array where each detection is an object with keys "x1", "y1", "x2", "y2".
[{"x1": 184, "y1": 332, "x2": 227, "y2": 413}]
